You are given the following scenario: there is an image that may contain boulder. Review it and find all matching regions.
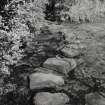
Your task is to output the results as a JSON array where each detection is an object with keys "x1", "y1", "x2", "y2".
[
  {"x1": 85, "y1": 92, "x2": 105, "y2": 105},
  {"x1": 29, "y1": 72, "x2": 64, "y2": 90},
  {"x1": 33, "y1": 92, "x2": 69, "y2": 105},
  {"x1": 43, "y1": 57, "x2": 77, "y2": 75},
  {"x1": 61, "y1": 46, "x2": 80, "y2": 58}
]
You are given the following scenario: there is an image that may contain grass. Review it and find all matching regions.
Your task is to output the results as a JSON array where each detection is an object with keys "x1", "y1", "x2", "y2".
[{"x1": 61, "y1": 0, "x2": 105, "y2": 23}]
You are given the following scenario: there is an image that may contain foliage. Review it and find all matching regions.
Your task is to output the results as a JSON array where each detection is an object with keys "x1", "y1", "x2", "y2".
[
  {"x1": 0, "y1": 0, "x2": 66, "y2": 82},
  {"x1": 0, "y1": 0, "x2": 47, "y2": 74},
  {"x1": 60, "y1": 0, "x2": 105, "y2": 23}
]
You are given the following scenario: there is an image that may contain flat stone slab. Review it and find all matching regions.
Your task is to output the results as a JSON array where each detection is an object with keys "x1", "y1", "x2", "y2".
[
  {"x1": 33, "y1": 92, "x2": 69, "y2": 105},
  {"x1": 29, "y1": 72, "x2": 64, "y2": 90},
  {"x1": 43, "y1": 57, "x2": 77, "y2": 75},
  {"x1": 85, "y1": 92, "x2": 105, "y2": 105}
]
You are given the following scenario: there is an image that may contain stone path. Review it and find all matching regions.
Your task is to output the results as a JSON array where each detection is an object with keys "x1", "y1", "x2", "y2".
[{"x1": 27, "y1": 23, "x2": 105, "y2": 105}]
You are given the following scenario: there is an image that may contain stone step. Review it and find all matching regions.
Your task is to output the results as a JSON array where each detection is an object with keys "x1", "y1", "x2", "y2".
[
  {"x1": 29, "y1": 72, "x2": 64, "y2": 90},
  {"x1": 33, "y1": 92, "x2": 69, "y2": 105},
  {"x1": 61, "y1": 42, "x2": 86, "y2": 58},
  {"x1": 61, "y1": 46, "x2": 80, "y2": 58},
  {"x1": 43, "y1": 57, "x2": 77, "y2": 75}
]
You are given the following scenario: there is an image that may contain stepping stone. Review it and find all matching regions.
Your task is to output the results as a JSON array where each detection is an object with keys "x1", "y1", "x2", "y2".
[
  {"x1": 85, "y1": 92, "x2": 105, "y2": 105},
  {"x1": 29, "y1": 72, "x2": 64, "y2": 90},
  {"x1": 33, "y1": 92, "x2": 69, "y2": 105},
  {"x1": 43, "y1": 57, "x2": 77, "y2": 75},
  {"x1": 61, "y1": 46, "x2": 80, "y2": 58}
]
